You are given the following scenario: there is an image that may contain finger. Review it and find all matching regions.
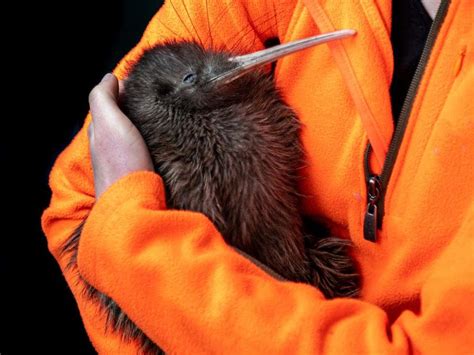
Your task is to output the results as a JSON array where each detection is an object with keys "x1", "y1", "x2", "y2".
[{"x1": 88, "y1": 74, "x2": 136, "y2": 136}]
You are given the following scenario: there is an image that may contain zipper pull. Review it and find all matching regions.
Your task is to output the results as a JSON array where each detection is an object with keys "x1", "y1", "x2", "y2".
[{"x1": 364, "y1": 175, "x2": 381, "y2": 242}]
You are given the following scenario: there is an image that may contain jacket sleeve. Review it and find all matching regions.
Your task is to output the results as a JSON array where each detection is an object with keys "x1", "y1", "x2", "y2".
[
  {"x1": 41, "y1": 0, "x2": 294, "y2": 352},
  {"x1": 76, "y1": 170, "x2": 474, "y2": 354}
]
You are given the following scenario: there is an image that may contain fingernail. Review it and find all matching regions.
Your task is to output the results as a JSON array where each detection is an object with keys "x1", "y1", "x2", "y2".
[{"x1": 101, "y1": 73, "x2": 114, "y2": 82}]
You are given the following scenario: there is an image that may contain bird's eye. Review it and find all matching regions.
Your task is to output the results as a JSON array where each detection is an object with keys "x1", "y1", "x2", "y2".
[{"x1": 182, "y1": 73, "x2": 197, "y2": 84}]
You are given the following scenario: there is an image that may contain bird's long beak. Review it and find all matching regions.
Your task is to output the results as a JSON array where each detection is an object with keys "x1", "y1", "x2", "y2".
[{"x1": 208, "y1": 29, "x2": 356, "y2": 85}]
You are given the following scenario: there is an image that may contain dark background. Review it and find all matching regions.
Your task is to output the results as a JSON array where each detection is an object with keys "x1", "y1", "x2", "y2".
[{"x1": 2, "y1": 1, "x2": 163, "y2": 353}]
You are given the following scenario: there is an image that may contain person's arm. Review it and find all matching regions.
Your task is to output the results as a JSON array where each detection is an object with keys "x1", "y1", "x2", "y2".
[{"x1": 70, "y1": 166, "x2": 474, "y2": 353}]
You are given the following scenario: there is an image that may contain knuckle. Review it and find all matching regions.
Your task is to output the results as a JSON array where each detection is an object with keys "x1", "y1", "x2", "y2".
[{"x1": 88, "y1": 85, "x2": 104, "y2": 105}]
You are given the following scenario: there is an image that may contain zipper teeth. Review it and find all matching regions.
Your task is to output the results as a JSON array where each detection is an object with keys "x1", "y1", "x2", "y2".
[
  {"x1": 364, "y1": 143, "x2": 372, "y2": 183},
  {"x1": 380, "y1": 0, "x2": 451, "y2": 186}
]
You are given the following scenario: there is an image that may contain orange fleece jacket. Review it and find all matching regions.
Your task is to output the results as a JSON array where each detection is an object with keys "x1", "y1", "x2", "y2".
[{"x1": 42, "y1": 0, "x2": 474, "y2": 353}]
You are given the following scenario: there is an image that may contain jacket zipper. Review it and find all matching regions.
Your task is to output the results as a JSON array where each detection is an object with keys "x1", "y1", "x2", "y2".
[{"x1": 363, "y1": 0, "x2": 451, "y2": 242}]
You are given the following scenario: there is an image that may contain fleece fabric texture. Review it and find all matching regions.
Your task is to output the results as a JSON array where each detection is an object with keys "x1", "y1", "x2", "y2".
[{"x1": 42, "y1": 0, "x2": 474, "y2": 353}]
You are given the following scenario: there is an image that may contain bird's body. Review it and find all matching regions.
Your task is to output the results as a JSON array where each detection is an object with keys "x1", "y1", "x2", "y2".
[
  {"x1": 122, "y1": 41, "x2": 311, "y2": 282},
  {"x1": 64, "y1": 40, "x2": 358, "y2": 354}
]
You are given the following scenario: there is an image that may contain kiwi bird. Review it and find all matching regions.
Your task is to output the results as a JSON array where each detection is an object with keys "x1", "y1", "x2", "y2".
[{"x1": 63, "y1": 30, "x2": 359, "y2": 354}]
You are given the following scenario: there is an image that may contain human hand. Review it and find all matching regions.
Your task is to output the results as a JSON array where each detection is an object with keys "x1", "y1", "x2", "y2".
[{"x1": 88, "y1": 73, "x2": 154, "y2": 198}]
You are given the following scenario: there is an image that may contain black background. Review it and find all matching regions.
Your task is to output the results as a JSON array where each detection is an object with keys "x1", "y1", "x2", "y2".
[{"x1": 2, "y1": 1, "x2": 163, "y2": 353}]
